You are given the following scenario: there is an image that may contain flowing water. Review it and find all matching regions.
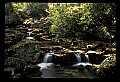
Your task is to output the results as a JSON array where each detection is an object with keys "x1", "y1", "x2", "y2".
[
  {"x1": 75, "y1": 54, "x2": 81, "y2": 62},
  {"x1": 25, "y1": 37, "x2": 34, "y2": 40},
  {"x1": 25, "y1": 31, "x2": 34, "y2": 40},
  {"x1": 23, "y1": 29, "x2": 99, "y2": 78},
  {"x1": 85, "y1": 54, "x2": 89, "y2": 62},
  {"x1": 27, "y1": 32, "x2": 31, "y2": 37},
  {"x1": 37, "y1": 53, "x2": 99, "y2": 78},
  {"x1": 43, "y1": 53, "x2": 53, "y2": 63}
]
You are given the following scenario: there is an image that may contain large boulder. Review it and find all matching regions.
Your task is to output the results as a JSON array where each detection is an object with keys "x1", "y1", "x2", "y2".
[{"x1": 52, "y1": 52, "x2": 77, "y2": 65}]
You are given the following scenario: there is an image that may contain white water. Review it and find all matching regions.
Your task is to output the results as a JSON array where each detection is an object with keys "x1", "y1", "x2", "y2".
[
  {"x1": 75, "y1": 53, "x2": 89, "y2": 63},
  {"x1": 25, "y1": 32, "x2": 34, "y2": 40},
  {"x1": 43, "y1": 54, "x2": 52, "y2": 63},
  {"x1": 43, "y1": 53, "x2": 54, "y2": 63},
  {"x1": 37, "y1": 52, "x2": 96, "y2": 78},
  {"x1": 72, "y1": 62, "x2": 92, "y2": 67},
  {"x1": 27, "y1": 32, "x2": 31, "y2": 37},
  {"x1": 85, "y1": 54, "x2": 89, "y2": 62},
  {"x1": 37, "y1": 63, "x2": 54, "y2": 70},
  {"x1": 37, "y1": 53, "x2": 56, "y2": 78},
  {"x1": 75, "y1": 54, "x2": 81, "y2": 62},
  {"x1": 25, "y1": 37, "x2": 34, "y2": 40},
  {"x1": 73, "y1": 53, "x2": 92, "y2": 68}
]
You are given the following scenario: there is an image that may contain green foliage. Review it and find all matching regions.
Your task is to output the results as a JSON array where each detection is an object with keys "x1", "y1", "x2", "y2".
[
  {"x1": 5, "y1": 2, "x2": 29, "y2": 24},
  {"x1": 48, "y1": 3, "x2": 82, "y2": 38},
  {"x1": 26, "y1": 3, "x2": 48, "y2": 18},
  {"x1": 5, "y1": 2, "x2": 48, "y2": 25},
  {"x1": 89, "y1": 3, "x2": 116, "y2": 26},
  {"x1": 47, "y1": 3, "x2": 116, "y2": 40},
  {"x1": 5, "y1": 2, "x2": 116, "y2": 41},
  {"x1": 5, "y1": 2, "x2": 13, "y2": 15},
  {"x1": 5, "y1": 2, "x2": 14, "y2": 24}
]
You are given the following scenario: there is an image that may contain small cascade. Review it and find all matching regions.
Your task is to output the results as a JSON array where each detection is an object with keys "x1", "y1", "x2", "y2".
[
  {"x1": 27, "y1": 32, "x2": 31, "y2": 37},
  {"x1": 75, "y1": 53, "x2": 89, "y2": 63},
  {"x1": 85, "y1": 54, "x2": 89, "y2": 62},
  {"x1": 38, "y1": 53, "x2": 54, "y2": 72},
  {"x1": 43, "y1": 53, "x2": 53, "y2": 63},
  {"x1": 72, "y1": 53, "x2": 91, "y2": 68},
  {"x1": 75, "y1": 54, "x2": 81, "y2": 63},
  {"x1": 26, "y1": 37, "x2": 34, "y2": 40},
  {"x1": 25, "y1": 31, "x2": 34, "y2": 40}
]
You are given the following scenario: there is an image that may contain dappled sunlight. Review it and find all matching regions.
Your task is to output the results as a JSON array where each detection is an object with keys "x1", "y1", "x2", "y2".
[{"x1": 5, "y1": 2, "x2": 116, "y2": 78}]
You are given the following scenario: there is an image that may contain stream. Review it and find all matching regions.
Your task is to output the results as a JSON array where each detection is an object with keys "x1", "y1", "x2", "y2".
[
  {"x1": 37, "y1": 63, "x2": 99, "y2": 78},
  {"x1": 37, "y1": 53, "x2": 99, "y2": 78},
  {"x1": 5, "y1": 26, "x2": 108, "y2": 78}
]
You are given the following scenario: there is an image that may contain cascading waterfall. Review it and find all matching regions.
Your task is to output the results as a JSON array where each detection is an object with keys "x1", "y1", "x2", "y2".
[
  {"x1": 75, "y1": 53, "x2": 89, "y2": 63},
  {"x1": 43, "y1": 53, "x2": 53, "y2": 63},
  {"x1": 85, "y1": 54, "x2": 89, "y2": 62},
  {"x1": 37, "y1": 52, "x2": 94, "y2": 78},
  {"x1": 75, "y1": 54, "x2": 81, "y2": 62},
  {"x1": 27, "y1": 32, "x2": 31, "y2": 37},
  {"x1": 37, "y1": 53, "x2": 54, "y2": 72},
  {"x1": 25, "y1": 32, "x2": 34, "y2": 40},
  {"x1": 72, "y1": 53, "x2": 92, "y2": 68}
]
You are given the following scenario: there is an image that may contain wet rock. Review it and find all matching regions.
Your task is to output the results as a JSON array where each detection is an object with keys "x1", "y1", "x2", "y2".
[
  {"x1": 89, "y1": 43, "x2": 104, "y2": 50},
  {"x1": 85, "y1": 65, "x2": 92, "y2": 71},
  {"x1": 78, "y1": 65, "x2": 84, "y2": 71},
  {"x1": 52, "y1": 52, "x2": 77, "y2": 65},
  {"x1": 21, "y1": 64, "x2": 42, "y2": 78}
]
